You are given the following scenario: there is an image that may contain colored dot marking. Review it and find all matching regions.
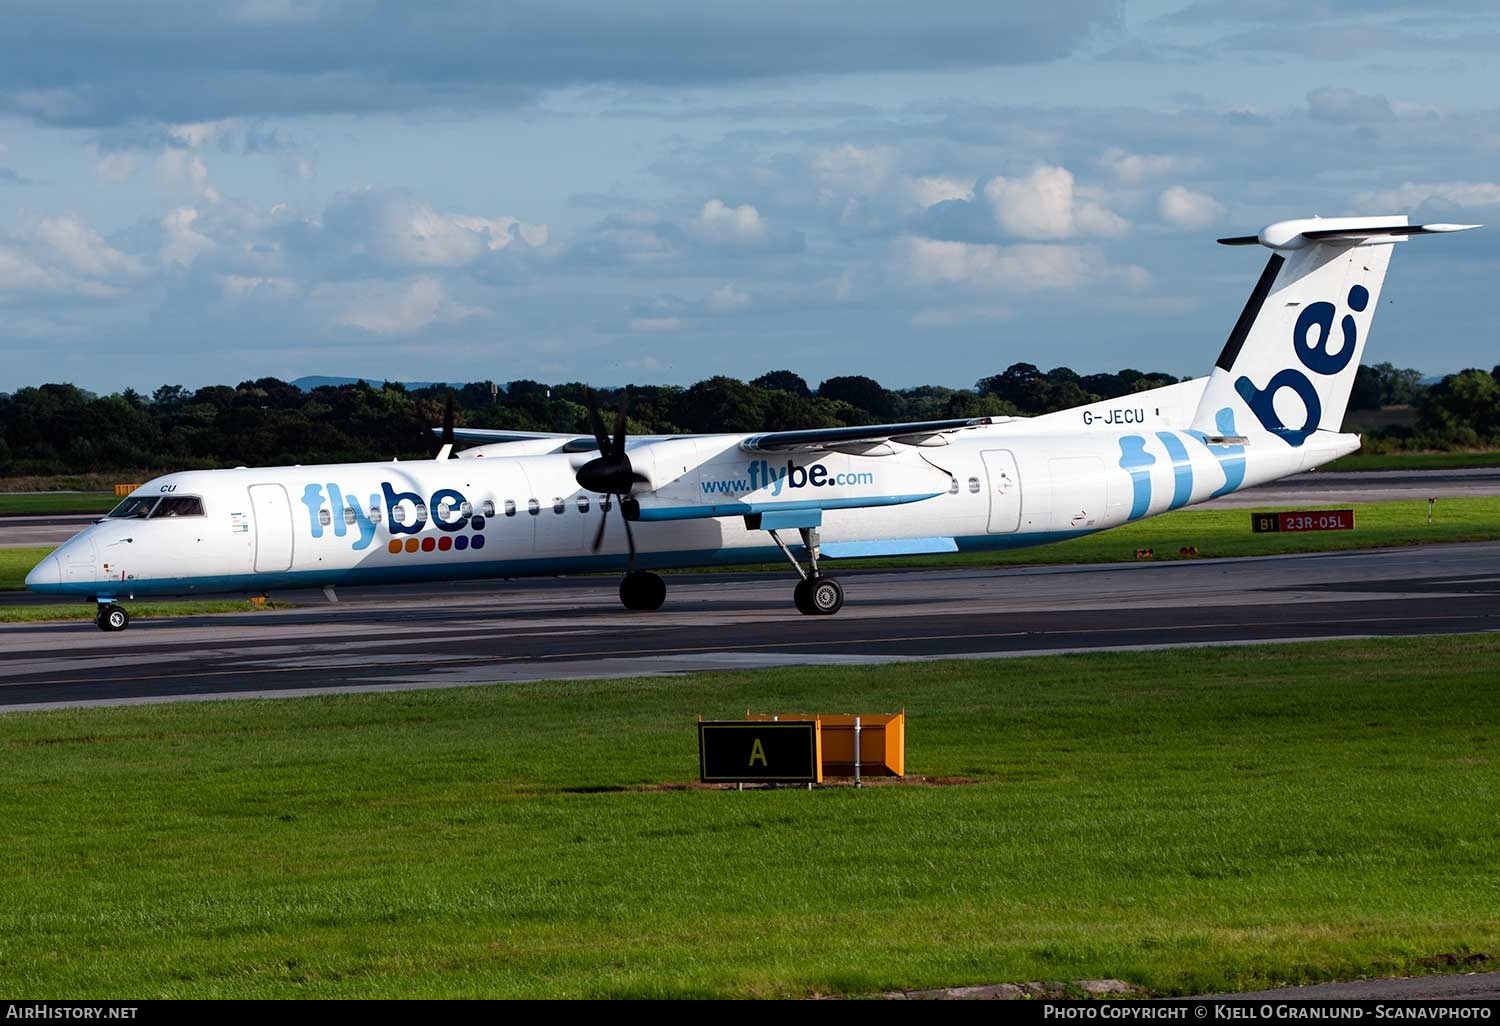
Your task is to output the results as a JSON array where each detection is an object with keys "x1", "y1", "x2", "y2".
[
  {"x1": 404, "y1": 538, "x2": 420, "y2": 553},
  {"x1": 438, "y1": 536, "x2": 452, "y2": 551},
  {"x1": 472, "y1": 515, "x2": 485, "y2": 531},
  {"x1": 471, "y1": 535, "x2": 485, "y2": 550},
  {"x1": 421, "y1": 537, "x2": 436, "y2": 552},
  {"x1": 387, "y1": 539, "x2": 402, "y2": 555},
  {"x1": 455, "y1": 535, "x2": 469, "y2": 551}
]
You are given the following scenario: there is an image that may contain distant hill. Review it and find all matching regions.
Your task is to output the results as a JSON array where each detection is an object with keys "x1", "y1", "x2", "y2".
[{"x1": 291, "y1": 375, "x2": 462, "y2": 391}]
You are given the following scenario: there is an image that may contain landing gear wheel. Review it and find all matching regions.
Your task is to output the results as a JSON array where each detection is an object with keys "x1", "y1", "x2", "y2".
[
  {"x1": 795, "y1": 576, "x2": 843, "y2": 616},
  {"x1": 619, "y1": 570, "x2": 666, "y2": 611},
  {"x1": 96, "y1": 604, "x2": 130, "y2": 632}
]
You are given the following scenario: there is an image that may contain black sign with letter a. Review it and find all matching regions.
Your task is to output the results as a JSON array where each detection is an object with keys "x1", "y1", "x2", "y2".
[{"x1": 698, "y1": 721, "x2": 821, "y2": 784}]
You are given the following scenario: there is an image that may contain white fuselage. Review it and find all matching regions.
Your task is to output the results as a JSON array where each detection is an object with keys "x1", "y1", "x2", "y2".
[{"x1": 26, "y1": 409, "x2": 1357, "y2": 600}]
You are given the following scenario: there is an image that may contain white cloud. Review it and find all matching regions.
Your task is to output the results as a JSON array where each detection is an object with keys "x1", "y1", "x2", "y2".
[
  {"x1": 903, "y1": 236, "x2": 1097, "y2": 291},
  {"x1": 628, "y1": 316, "x2": 684, "y2": 333},
  {"x1": 32, "y1": 215, "x2": 145, "y2": 279},
  {"x1": 1306, "y1": 87, "x2": 1393, "y2": 125},
  {"x1": 160, "y1": 207, "x2": 215, "y2": 267},
  {"x1": 0, "y1": 245, "x2": 64, "y2": 294},
  {"x1": 908, "y1": 175, "x2": 974, "y2": 208},
  {"x1": 156, "y1": 149, "x2": 221, "y2": 202},
  {"x1": 1356, "y1": 181, "x2": 1500, "y2": 211},
  {"x1": 0, "y1": 214, "x2": 145, "y2": 297},
  {"x1": 328, "y1": 190, "x2": 548, "y2": 268},
  {"x1": 219, "y1": 274, "x2": 299, "y2": 300},
  {"x1": 167, "y1": 120, "x2": 233, "y2": 149},
  {"x1": 811, "y1": 143, "x2": 893, "y2": 197},
  {"x1": 1099, "y1": 148, "x2": 1200, "y2": 184},
  {"x1": 336, "y1": 276, "x2": 482, "y2": 334},
  {"x1": 1157, "y1": 185, "x2": 1226, "y2": 230},
  {"x1": 982, "y1": 166, "x2": 1128, "y2": 240},
  {"x1": 690, "y1": 199, "x2": 769, "y2": 248},
  {"x1": 91, "y1": 148, "x2": 137, "y2": 183},
  {"x1": 705, "y1": 283, "x2": 751, "y2": 313}
]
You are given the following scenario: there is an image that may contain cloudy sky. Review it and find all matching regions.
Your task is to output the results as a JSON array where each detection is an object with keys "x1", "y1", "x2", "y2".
[{"x1": 2, "y1": 0, "x2": 1499, "y2": 393}]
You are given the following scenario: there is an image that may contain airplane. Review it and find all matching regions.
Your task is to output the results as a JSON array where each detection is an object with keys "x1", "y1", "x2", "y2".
[{"x1": 26, "y1": 214, "x2": 1478, "y2": 630}]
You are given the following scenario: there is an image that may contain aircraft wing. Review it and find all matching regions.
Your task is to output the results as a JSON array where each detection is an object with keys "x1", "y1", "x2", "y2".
[
  {"x1": 739, "y1": 417, "x2": 995, "y2": 453},
  {"x1": 443, "y1": 428, "x2": 679, "y2": 453}
]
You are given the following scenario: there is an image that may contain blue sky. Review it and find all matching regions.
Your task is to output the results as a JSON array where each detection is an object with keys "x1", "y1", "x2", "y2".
[{"x1": 2, "y1": 1, "x2": 1498, "y2": 393}]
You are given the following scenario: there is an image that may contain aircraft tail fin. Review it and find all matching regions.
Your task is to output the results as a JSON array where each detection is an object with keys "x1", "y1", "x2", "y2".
[{"x1": 1189, "y1": 216, "x2": 1478, "y2": 445}]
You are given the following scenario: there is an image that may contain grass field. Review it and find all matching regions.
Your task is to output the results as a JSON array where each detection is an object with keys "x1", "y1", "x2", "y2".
[
  {"x1": 3, "y1": 498, "x2": 1498, "y2": 596},
  {"x1": 826, "y1": 497, "x2": 1500, "y2": 571},
  {"x1": 0, "y1": 599, "x2": 289, "y2": 623},
  {"x1": 1322, "y1": 450, "x2": 1500, "y2": 472},
  {"x1": 0, "y1": 492, "x2": 117, "y2": 515},
  {"x1": 0, "y1": 547, "x2": 48, "y2": 590},
  {"x1": 1, "y1": 636, "x2": 1497, "y2": 998}
]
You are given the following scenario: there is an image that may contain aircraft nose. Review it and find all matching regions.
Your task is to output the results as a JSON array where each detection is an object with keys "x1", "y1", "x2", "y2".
[{"x1": 26, "y1": 554, "x2": 62, "y2": 591}]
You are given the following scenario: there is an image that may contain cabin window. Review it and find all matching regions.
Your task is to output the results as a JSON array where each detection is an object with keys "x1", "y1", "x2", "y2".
[
  {"x1": 504, "y1": 500, "x2": 517, "y2": 517},
  {"x1": 948, "y1": 477, "x2": 959, "y2": 495},
  {"x1": 413, "y1": 502, "x2": 428, "y2": 524},
  {"x1": 391, "y1": 504, "x2": 408, "y2": 526},
  {"x1": 968, "y1": 477, "x2": 981, "y2": 494},
  {"x1": 600, "y1": 495, "x2": 613, "y2": 513},
  {"x1": 151, "y1": 495, "x2": 206, "y2": 518},
  {"x1": 577, "y1": 496, "x2": 590, "y2": 513},
  {"x1": 318, "y1": 508, "x2": 332, "y2": 527},
  {"x1": 436, "y1": 497, "x2": 456, "y2": 520},
  {"x1": 459, "y1": 501, "x2": 473, "y2": 517},
  {"x1": 369, "y1": 505, "x2": 382, "y2": 525},
  {"x1": 481, "y1": 499, "x2": 496, "y2": 518},
  {"x1": 553, "y1": 497, "x2": 566, "y2": 515},
  {"x1": 344, "y1": 507, "x2": 357, "y2": 526},
  {"x1": 108, "y1": 496, "x2": 159, "y2": 518},
  {"x1": 528, "y1": 498, "x2": 540, "y2": 516}
]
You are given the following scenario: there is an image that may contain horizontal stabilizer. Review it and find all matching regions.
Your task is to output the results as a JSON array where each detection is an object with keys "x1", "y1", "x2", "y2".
[{"x1": 1218, "y1": 216, "x2": 1479, "y2": 251}]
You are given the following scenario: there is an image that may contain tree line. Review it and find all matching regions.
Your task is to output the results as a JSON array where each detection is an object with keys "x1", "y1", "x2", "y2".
[{"x1": 0, "y1": 362, "x2": 1491, "y2": 477}]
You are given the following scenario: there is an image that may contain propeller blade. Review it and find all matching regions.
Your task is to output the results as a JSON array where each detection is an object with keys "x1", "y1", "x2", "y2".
[
  {"x1": 619, "y1": 498, "x2": 636, "y2": 564},
  {"x1": 584, "y1": 388, "x2": 611, "y2": 456},
  {"x1": 592, "y1": 504, "x2": 609, "y2": 552},
  {"x1": 612, "y1": 389, "x2": 629, "y2": 458}
]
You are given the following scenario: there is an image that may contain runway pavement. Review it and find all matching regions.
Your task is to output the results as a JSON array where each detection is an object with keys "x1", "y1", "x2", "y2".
[{"x1": 1, "y1": 541, "x2": 1495, "y2": 712}]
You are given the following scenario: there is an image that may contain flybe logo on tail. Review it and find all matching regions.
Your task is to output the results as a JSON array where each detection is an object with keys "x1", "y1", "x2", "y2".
[{"x1": 1236, "y1": 284, "x2": 1369, "y2": 447}]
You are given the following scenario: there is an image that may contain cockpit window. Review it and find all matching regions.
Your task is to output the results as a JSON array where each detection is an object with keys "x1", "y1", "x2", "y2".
[
  {"x1": 108, "y1": 496, "x2": 159, "y2": 519},
  {"x1": 150, "y1": 496, "x2": 206, "y2": 518}
]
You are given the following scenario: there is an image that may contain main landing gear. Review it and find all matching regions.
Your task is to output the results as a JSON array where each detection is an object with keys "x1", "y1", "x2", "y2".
[
  {"x1": 95, "y1": 602, "x2": 130, "y2": 632},
  {"x1": 771, "y1": 526, "x2": 843, "y2": 616},
  {"x1": 619, "y1": 570, "x2": 667, "y2": 611}
]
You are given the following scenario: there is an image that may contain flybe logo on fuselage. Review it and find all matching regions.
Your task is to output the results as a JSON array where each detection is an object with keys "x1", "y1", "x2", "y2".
[
  {"x1": 1236, "y1": 284, "x2": 1369, "y2": 447},
  {"x1": 700, "y1": 460, "x2": 876, "y2": 497},
  {"x1": 299, "y1": 482, "x2": 485, "y2": 552}
]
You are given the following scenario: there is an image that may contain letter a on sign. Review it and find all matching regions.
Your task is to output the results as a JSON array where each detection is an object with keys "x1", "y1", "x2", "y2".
[{"x1": 749, "y1": 738, "x2": 767, "y2": 767}]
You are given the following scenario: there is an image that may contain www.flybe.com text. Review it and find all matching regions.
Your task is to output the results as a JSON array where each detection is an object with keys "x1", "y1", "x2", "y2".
[{"x1": 701, "y1": 460, "x2": 875, "y2": 496}]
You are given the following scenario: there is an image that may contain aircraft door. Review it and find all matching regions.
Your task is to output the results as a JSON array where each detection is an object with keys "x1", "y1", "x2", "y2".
[
  {"x1": 248, "y1": 484, "x2": 294, "y2": 572},
  {"x1": 981, "y1": 449, "x2": 1021, "y2": 533}
]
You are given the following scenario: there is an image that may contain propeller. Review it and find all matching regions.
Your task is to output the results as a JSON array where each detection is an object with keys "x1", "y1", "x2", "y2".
[
  {"x1": 435, "y1": 392, "x2": 457, "y2": 460},
  {"x1": 576, "y1": 389, "x2": 648, "y2": 561}
]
